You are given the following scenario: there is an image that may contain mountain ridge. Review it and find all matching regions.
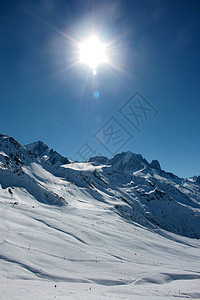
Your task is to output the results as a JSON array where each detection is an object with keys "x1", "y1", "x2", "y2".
[
  {"x1": 0, "y1": 133, "x2": 199, "y2": 238},
  {"x1": 90, "y1": 151, "x2": 161, "y2": 173},
  {"x1": 0, "y1": 133, "x2": 200, "y2": 299}
]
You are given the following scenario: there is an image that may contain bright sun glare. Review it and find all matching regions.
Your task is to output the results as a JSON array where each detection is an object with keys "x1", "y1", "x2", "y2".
[{"x1": 79, "y1": 35, "x2": 107, "y2": 75}]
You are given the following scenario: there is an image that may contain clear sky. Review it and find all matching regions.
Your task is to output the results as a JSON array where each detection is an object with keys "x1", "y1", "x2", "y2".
[{"x1": 0, "y1": 0, "x2": 200, "y2": 178}]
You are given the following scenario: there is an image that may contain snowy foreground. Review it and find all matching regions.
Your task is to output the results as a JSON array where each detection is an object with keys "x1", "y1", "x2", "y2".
[
  {"x1": 0, "y1": 135, "x2": 200, "y2": 299},
  {"x1": 1, "y1": 191, "x2": 200, "y2": 299}
]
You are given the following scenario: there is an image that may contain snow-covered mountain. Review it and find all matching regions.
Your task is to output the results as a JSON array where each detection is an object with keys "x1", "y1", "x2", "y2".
[
  {"x1": 0, "y1": 132, "x2": 200, "y2": 238},
  {"x1": 0, "y1": 133, "x2": 200, "y2": 299},
  {"x1": 25, "y1": 140, "x2": 71, "y2": 166},
  {"x1": 189, "y1": 175, "x2": 200, "y2": 184},
  {"x1": 90, "y1": 151, "x2": 161, "y2": 172}
]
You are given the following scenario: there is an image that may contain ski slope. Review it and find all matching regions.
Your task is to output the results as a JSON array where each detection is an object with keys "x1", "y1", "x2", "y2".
[
  {"x1": 1, "y1": 184, "x2": 200, "y2": 299},
  {"x1": 0, "y1": 134, "x2": 200, "y2": 299}
]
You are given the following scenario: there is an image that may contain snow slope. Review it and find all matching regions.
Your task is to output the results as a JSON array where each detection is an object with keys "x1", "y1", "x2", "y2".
[{"x1": 0, "y1": 134, "x2": 200, "y2": 299}]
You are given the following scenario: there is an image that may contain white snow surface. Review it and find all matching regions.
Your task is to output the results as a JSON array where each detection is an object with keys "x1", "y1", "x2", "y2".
[
  {"x1": 0, "y1": 134, "x2": 200, "y2": 299},
  {"x1": 62, "y1": 162, "x2": 108, "y2": 172}
]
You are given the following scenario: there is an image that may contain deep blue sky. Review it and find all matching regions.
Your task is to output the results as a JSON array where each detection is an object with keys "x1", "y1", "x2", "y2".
[{"x1": 0, "y1": 0, "x2": 200, "y2": 178}]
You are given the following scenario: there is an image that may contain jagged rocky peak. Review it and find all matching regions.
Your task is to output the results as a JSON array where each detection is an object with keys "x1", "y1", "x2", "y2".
[
  {"x1": 25, "y1": 141, "x2": 70, "y2": 166},
  {"x1": 90, "y1": 151, "x2": 161, "y2": 172},
  {"x1": 25, "y1": 141, "x2": 49, "y2": 157},
  {"x1": 149, "y1": 159, "x2": 161, "y2": 170},
  {"x1": 0, "y1": 134, "x2": 24, "y2": 150},
  {"x1": 109, "y1": 151, "x2": 148, "y2": 171},
  {"x1": 0, "y1": 134, "x2": 38, "y2": 169},
  {"x1": 0, "y1": 134, "x2": 27, "y2": 158}
]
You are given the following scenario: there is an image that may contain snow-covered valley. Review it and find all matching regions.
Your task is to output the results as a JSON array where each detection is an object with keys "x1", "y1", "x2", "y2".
[{"x1": 0, "y1": 134, "x2": 200, "y2": 299}]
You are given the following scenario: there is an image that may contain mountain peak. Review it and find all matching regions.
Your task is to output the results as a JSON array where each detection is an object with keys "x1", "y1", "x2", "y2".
[
  {"x1": 0, "y1": 134, "x2": 26, "y2": 154},
  {"x1": 149, "y1": 159, "x2": 161, "y2": 170},
  {"x1": 90, "y1": 151, "x2": 161, "y2": 172},
  {"x1": 109, "y1": 151, "x2": 148, "y2": 172},
  {"x1": 25, "y1": 141, "x2": 70, "y2": 166},
  {"x1": 25, "y1": 141, "x2": 49, "y2": 157}
]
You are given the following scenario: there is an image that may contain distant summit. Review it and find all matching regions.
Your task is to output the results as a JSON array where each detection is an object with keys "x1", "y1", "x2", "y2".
[
  {"x1": 25, "y1": 141, "x2": 70, "y2": 166},
  {"x1": 90, "y1": 151, "x2": 161, "y2": 172},
  {"x1": 25, "y1": 141, "x2": 48, "y2": 157},
  {"x1": 149, "y1": 159, "x2": 161, "y2": 170}
]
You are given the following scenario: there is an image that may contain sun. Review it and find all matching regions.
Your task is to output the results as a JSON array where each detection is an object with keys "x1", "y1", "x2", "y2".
[{"x1": 79, "y1": 35, "x2": 107, "y2": 75}]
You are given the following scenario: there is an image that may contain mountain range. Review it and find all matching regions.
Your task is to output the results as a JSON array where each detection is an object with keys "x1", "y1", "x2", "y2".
[{"x1": 0, "y1": 133, "x2": 200, "y2": 299}]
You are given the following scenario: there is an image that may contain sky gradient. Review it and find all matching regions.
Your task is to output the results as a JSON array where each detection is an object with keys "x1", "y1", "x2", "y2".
[{"x1": 0, "y1": 0, "x2": 200, "y2": 178}]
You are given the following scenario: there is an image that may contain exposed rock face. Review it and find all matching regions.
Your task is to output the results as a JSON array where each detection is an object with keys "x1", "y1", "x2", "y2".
[{"x1": 25, "y1": 141, "x2": 70, "y2": 166}]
